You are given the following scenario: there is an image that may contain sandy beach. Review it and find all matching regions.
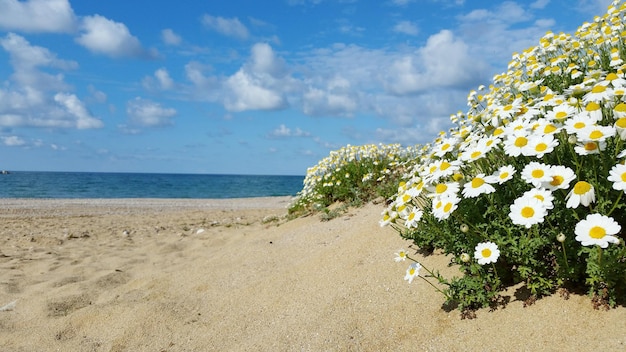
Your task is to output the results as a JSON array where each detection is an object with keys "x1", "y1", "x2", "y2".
[{"x1": 1, "y1": 197, "x2": 625, "y2": 351}]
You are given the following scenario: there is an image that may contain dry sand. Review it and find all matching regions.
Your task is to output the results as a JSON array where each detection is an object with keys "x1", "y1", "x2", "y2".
[{"x1": 1, "y1": 197, "x2": 625, "y2": 352}]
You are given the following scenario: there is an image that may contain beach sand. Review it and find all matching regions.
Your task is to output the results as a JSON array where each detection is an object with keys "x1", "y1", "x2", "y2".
[{"x1": 1, "y1": 197, "x2": 625, "y2": 351}]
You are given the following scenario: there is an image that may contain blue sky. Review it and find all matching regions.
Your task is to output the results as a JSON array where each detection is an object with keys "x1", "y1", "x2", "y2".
[{"x1": 0, "y1": 0, "x2": 614, "y2": 175}]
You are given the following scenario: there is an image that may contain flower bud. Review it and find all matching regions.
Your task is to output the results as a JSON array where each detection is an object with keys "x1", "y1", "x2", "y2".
[
  {"x1": 460, "y1": 224, "x2": 469, "y2": 233},
  {"x1": 568, "y1": 135, "x2": 577, "y2": 144},
  {"x1": 460, "y1": 253, "x2": 471, "y2": 263},
  {"x1": 557, "y1": 232, "x2": 566, "y2": 243}
]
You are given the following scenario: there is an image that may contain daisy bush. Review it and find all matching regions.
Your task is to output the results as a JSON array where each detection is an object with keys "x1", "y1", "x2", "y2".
[
  {"x1": 289, "y1": 144, "x2": 420, "y2": 216},
  {"x1": 384, "y1": 0, "x2": 626, "y2": 314}
]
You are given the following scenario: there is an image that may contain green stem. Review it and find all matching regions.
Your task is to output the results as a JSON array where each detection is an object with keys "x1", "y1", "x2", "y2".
[
  {"x1": 561, "y1": 241, "x2": 570, "y2": 270},
  {"x1": 607, "y1": 191, "x2": 623, "y2": 217}
]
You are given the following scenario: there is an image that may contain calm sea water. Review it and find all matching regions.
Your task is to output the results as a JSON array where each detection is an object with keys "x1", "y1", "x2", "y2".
[{"x1": 0, "y1": 171, "x2": 305, "y2": 199}]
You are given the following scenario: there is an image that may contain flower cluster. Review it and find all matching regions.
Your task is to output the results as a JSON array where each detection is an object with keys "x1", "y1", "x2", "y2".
[
  {"x1": 290, "y1": 144, "x2": 420, "y2": 215},
  {"x1": 386, "y1": 0, "x2": 626, "y2": 312}
]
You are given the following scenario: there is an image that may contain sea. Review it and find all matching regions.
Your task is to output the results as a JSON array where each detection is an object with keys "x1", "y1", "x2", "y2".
[{"x1": 0, "y1": 171, "x2": 305, "y2": 199}]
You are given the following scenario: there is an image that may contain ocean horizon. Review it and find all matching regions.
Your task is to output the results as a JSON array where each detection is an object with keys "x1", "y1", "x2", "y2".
[{"x1": 0, "y1": 171, "x2": 305, "y2": 199}]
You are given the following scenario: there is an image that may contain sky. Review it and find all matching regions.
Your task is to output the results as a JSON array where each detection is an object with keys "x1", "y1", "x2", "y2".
[{"x1": 0, "y1": 0, "x2": 615, "y2": 175}]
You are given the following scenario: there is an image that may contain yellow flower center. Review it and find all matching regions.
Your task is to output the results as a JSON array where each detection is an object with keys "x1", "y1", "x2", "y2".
[
  {"x1": 584, "y1": 142, "x2": 598, "y2": 151},
  {"x1": 500, "y1": 172, "x2": 509, "y2": 179},
  {"x1": 550, "y1": 175, "x2": 564, "y2": 186},
  {"x1": 589, "y1": 226, "x2": 606, "y2": 239},
  {"x1": 471, "y1": 151, "x2": 482, "y2": 159},
  {"x1": 616, "y1": 117, "x2": 626, "y2": 128},
  {"x1": 515, "y1": 136, "x2": 528, "y2": 147},
  {"x1": 493, "y1": 128, "x2": 504, "y2": 136},
  {"x1": 481, "y1": 248, "x2": 492, "y2": 258},
  {"x1": 555, "y1": 111, "x2": 568, "y2": 120},
  {"x1": 606, "y1": 72, "x2": 618, "y2": 81},
  {"x1": 573, "y1": 181, "x2": 592, "y2": 195},
  {"x1": 440, "y1": 161, "x2": 451, "y2": 170},
  {"x1": 521, "y1": 206, "x2": 535, "y2": 218},
  {"x1": 443, "y1": 202, "x2": 453, "y2": 212},
  {"x1": 574, "y1": 122, "x2": 586, "y2": 129},
  {"x1": 621, "y1": 172, "x2": 626, "y2": 182},
  {"x1": 442, "y1": 143, "x2": 450, "y2": 151},
  {"x1": 435, "y1": 184, "x2": 447, "y2": 194},
  {"x1": 471, "y1": 177, "x2": 485, "y2": 188},
  {"x1": 615, "y1": 102, "x2": 626, "y2": 113},
  {"x1": 535, "y1": 143, "x2": 548, "y2": 152},
  {"x1": 532, "y1": 169, "x2": 544, "y2": 179},
  {"x1": 591, "y1": 85, "x2": 607, "y2": 94},
  {"x1": 589, "y1": 130, "x2": 604, "y2": 140},
  {"x1": 544, "y1": 124, "x2": 557, "y2": 133},
  {"x1": 586, "y1": 101, "x2": 601, "y2": 112},
  {"x1": 402, "y1": 193, "x2": 411, "y2": 203},
  {"x1": 408, "y1": 212, "x2": 415, "y2": 220},
  {"x1": 409, "y1": 268, "x2": 416, "y2": 275}
]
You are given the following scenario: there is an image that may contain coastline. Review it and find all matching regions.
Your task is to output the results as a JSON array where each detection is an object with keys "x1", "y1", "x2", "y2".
[{"x1": 1, "y1": 199, "x2": 626, "y2": 351}]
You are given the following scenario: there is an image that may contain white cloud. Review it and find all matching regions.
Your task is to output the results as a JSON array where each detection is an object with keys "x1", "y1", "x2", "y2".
[
  {"x1": 0, "y1": 33, "x2": 103, "y2": 130},
  {"x1": 268, "y1": 124, "x2": 311, "y2": 138},
  {"x1": 530, "y1": 0, "x2": 550, "y2": 9},
  {"x1": 0, "y1": 0, "x2": 77, "y2": 33},
  {"x1": 202, "y1": 15, "x2": 249, "y2": 40},
  {"x1": 126, "y1": 97, "x2": 176, "y2": 127},
  {"x1": 393, "y1": 20, "x2": 419, "y2": 36},
  {"x1": 1, "y1": 135, "x2": 26, "y2": 146},
  {"x1": 383, "y1": 30, "x2": 489, "y2": 94},
  {"x1": 143, "y1": 68, "x2": 174, "y2": 91},
  {"x1": 161, "y1": 28, "x2": 182, "y2": 46},
  {"x1": 223, "y1": 43, "x2": 290, "y2": 112},
  {"x1": 76, "y1": 15, "x2": 152, "y2": 58}
]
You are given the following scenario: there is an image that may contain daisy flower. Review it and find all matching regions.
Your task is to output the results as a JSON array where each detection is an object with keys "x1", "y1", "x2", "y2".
[
  {"x1": 521, "y1": 162, "x2": 553, "y2": 188},
  {"x1": 574, "y1": 140, "x2": 606, "y2": 155},
  {"x1": 566, "y1": 181, "x2": 596, "y2": 208},
  {"x1": 509, "y1": 195, "x2": 548, "y2": 228},
  {"x1": 608, "y1": 163, "x2": 626, "y2": 192},
  {"x1": 431, "y1": 194, "x2": 460, "y2": 221},
  {"x1": 426, "y1": 181, "x2": 460, "y2": 199},
  {"x1": 404, "y1": 262, "x2": 422, "y2": 283},
  {"x1": 614, "y1": 116, "x2": 626, "y2": 139},
  {"x1": 503, "y1": 130, "x2": 531, "y2": 157},
  {"x1": 575, "y1": 213, "x2": 621, "y2": 248},
  {"x1": 404, "y1": 207, "x2": 423, "y2": 228},
  {"x1": 522, "y1": 188, "x2": 554, "y2": 210},
  {"x1": 524, "y1": 133, "x2": 559, "y2": 158},
  {"x1": 459, "y1": 142, "x2": 489, "y2": 162},
  {"x1": 545, "y1": 103, "x2": 576, "y2": 123},
  {"x1": 494, "y1": 165, "x2": 516, "y2": 184},
  {"x1": 583, "y1": 84, "x2": 614, "y2": 103},
  {"x1": 543, "y1": 165, "x2": 576, "y2": 190},
  {"x1": 474, "y1": 242, "x2": 500, "y2": 265},
  {"x1": 576, "y1": 124, "x2": 616, "y2": 143},
  {"x1": 564, "y1": 112, "x2": 598, "y2": 135},
  {"x1": 394, "y1": 249, "x2": 407, "y2": 262},
  {"x1": 462, "y1": 173, "x2": 497, "y2": 198},
  {"x1": 432, "y1": 137, "x2": 459, "y2": 157}
]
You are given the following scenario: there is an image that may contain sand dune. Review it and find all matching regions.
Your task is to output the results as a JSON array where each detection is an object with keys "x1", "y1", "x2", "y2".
[{"x1": 1, "y1": 198, "x2": 625, "y2": 351}]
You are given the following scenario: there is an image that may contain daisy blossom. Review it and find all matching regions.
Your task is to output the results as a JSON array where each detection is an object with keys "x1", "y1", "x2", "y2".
[
  {"x1": 462, "y1": 173, "x2": 497, "y2": 198},
  {"x1": 522, "y1": 188, "x2": 554, "y2": 210},
  {"x1": 494, "y1": 165, "x2": 516, "y2": 184},
  {"x1": 521, "y1": 162, "x2": 553, "y2": 188},
  {"x1": 543, "y1": 165, "x2": 576, "y2": 190},
  {"x1": 525, "y1": 133, "x2": 559, "y2": 158},
  {"x1": 575, "y1": 213, "x2": 621, "y2": 248},
  {"x1": 404, "y1": 262, "x2": 422, "y2": 283},
  {"x1": 431, "y1": 194, "x2": 460, "y2": 221},
  {"x1": 404, "y1": 207, "x2": 423, "y2": 228},
  {"x1": 574, "y1": 140, "x2": 605, "y2": 155},
  {"x1": 608, "y1": 163, "x2": 626, "y2": 192},
  {"x1": 394, "y1": 249, "x2": 407, "y2": 262},
  {"x1": 576, "y1": 124, "x2": 616, "y2": 143},
  {"x1": 474, "y1": 242, "x2": 500, "y2": 265},
  {"x1": 509, "y1": 195, "x2": 547, "y2": 228},
  {"x1": 566, "y1": 181, "x2": 596, "y2": 208}
]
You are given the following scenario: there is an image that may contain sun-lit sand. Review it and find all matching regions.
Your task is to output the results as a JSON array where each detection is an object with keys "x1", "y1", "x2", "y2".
[{"x1": 1, "y1": 197, "x2": 625, "y2": 351}]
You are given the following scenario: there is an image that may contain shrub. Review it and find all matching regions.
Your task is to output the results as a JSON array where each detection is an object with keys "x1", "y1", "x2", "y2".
[
  {"x1": 289, "y1": 144, "x2": 420, "y2": 216},
  {"x1": 384, "y1": 0, "x2": 626, "y2": 315}
]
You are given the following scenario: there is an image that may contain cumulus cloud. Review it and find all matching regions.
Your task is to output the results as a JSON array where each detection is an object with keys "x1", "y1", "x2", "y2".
[
  {"x1": 126, "y1": 97, "x2": 176, "y2": 127},
  {"x1": 268, "y1": 124, "x2": 311, "y2": 138},
  {"x1": 0, "y1": 0, "x2": 77, "y2": 33},
  {"x1": 393, "y1": 20, "x2": 419, "y2": 35},
  {"x1": 383, "y1": 30, "x2": 489, "y2": 95},
  {"x1": 161, "y1": 28, "x2": 182, "y2": 46},
  {"x1": 223, "y1": 43, "x2": 289, "y2": 111},
  {"x1": 0, "y1": 33, "x2": 103, "y2": 130},
  {"x1": 143, "y1": 68, "x2": 175, "y2": 91},
  {"x1": 76, "y1": 15, "x2": 154, "y2": 58},
  {"x1": 202, "y1": 15, "x2": 249, "y2": 40},
  {"x1": 1, "y1": 135, "x2": 26, "y2": 146}
]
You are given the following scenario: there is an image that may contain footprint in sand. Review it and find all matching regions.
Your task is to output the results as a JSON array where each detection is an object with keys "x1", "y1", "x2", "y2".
[{"x1": 47, "y1": 293, "x2": 93, "y2": 317}]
